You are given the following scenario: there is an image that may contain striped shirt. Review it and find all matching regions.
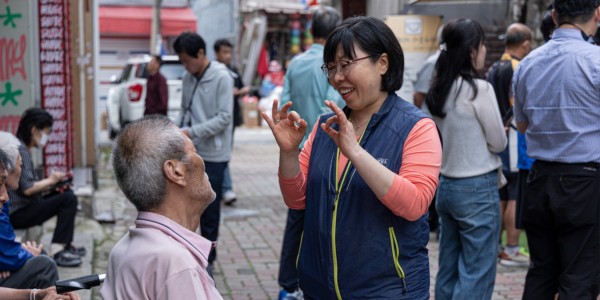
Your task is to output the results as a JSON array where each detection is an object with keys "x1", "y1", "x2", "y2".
[
  {"x1": 513, "y1": 28, "x2": 600, "y2": 163},
  {"x1": 7, "y1": 143, "x2": 42, "y2": 214}
]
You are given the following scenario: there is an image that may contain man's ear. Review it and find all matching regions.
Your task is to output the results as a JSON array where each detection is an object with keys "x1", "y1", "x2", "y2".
[
  {"x1": 551, "y1": 9, "x2": 558, "y2": 26},
  {"x1": 522, "y1": 40, "x2": 531, "y2": 52},
  {"x1": 163, "y1": 159, "x2": 186, "y2": 187},
  {"x1": 197, "y1": 48, "x2": 205, "y2": 58}
]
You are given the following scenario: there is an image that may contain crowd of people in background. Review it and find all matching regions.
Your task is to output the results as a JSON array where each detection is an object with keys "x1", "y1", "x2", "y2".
[{"x1": 0, "y1": 0, "x2": 598, "y2": 299}]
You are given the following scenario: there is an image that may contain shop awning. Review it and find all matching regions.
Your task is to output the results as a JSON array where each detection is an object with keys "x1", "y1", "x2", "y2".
[{"x1": 99, "y1": 6, "x2": 197, "y2": 37}]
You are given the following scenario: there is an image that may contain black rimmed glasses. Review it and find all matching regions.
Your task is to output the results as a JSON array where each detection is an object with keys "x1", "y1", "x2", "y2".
[{"x1": 321, "y1": 54, "x2": 379, "y2": 79}]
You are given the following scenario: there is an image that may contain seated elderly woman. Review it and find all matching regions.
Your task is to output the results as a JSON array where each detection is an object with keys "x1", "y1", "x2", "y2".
[
  {"x1": 0, "y1": 132, "x2": 60, "y2": 290},
  {"x1": 100, "y1": 116, "x2": 222, "y2": 299}
]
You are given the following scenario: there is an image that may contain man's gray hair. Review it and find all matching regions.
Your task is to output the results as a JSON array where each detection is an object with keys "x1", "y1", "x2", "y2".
[
  {"x1": 0, "y1": 131, "x2": 21, "y2": 172},
  {"x1": 111, "y1": 116, "x2": 187, "y2": 211}
]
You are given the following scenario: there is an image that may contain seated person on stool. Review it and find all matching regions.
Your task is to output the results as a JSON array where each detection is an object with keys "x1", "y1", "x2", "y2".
[{"x1": 7, "y1": 108, "x2": 84, "y2": 267}]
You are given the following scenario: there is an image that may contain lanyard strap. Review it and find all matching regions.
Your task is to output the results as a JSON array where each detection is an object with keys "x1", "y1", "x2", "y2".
[{"x1": 180, "y1": 62, "x2": 211, "y2": 127}]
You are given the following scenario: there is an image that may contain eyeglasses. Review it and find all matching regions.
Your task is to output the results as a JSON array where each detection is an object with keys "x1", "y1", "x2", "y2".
[{"x1": 321, "y1": 54, "x2": 379, "y2": 79}]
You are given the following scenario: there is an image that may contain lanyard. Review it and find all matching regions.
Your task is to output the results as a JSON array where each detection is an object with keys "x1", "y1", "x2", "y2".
[{"x1": 180, "y1": 62, "x2": 211, "y2": 127}]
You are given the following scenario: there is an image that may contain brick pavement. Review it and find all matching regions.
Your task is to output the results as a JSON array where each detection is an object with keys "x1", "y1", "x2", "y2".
[{"x1": 91, "y1": 127, "x2": 527, "y2": 300}]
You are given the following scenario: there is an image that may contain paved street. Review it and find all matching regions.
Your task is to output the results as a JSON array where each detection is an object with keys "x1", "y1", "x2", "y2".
[{"x1": 90, "y1": 127, "x2": 527, "y2": 300}]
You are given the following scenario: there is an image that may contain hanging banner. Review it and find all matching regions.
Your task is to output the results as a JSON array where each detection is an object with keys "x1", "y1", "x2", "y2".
[
  {"x1": 0, "y1": 0, "x2": 35, "y2": 133},
  {"x1": 39, "y1": 0, "x2": 73, "y2": 176}
]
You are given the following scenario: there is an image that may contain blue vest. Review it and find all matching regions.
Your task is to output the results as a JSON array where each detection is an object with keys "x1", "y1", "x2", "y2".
[{"x1": 298, "y1": 94, "x2": 431, "y2": 299}]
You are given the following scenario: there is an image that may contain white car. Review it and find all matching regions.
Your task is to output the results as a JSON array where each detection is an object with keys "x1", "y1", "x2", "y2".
[{"x1": 106, "y1": 55, "x2": 184, "y2": 138}]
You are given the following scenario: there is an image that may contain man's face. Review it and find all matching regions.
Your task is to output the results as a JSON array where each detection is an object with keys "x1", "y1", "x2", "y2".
[
  {"x1": 182, "y1": 135, "x2": 215, "y2": 206},
  {"x1": 146, "y1": 57, "x2": 159, "y2": 74},
  {"x1": 6, "y1": 155, "x2": 21, "y2": 190},
  {"x1": 178, "y1": 50, "x2": 205, "y2": 76},
  {"x1": 216, "y1": 46, "x2": 232, "y2": 66}
]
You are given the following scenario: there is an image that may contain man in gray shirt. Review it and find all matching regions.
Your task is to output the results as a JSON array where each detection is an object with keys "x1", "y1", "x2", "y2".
[{"x1": 174, "y1": 32, "x2": 233, "y2": 267}]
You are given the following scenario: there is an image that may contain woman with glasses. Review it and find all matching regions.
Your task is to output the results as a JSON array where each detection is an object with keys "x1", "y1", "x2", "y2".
[
  {"x1": 426, "y1": 18, "x2": 506, "y2": 300},
  {"x1": 263, "y1": 16, "x2": 442, "y2": 299}
]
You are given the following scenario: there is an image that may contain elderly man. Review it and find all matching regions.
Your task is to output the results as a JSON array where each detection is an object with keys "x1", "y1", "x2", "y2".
[
  {"x1": 100, "y1": 116, "x2": 222, "y2": 299},
  {"x1": 0, "y1": 132, "x2": 59, "y2": 290}
]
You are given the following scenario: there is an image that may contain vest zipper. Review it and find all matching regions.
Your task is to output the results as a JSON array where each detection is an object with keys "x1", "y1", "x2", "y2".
[
  {"x1": 389, "y1": 227, "x2": 408, "y2": 293},
  {"x1": 331, "y1": 125, "x2": 368, "y2": 300}
]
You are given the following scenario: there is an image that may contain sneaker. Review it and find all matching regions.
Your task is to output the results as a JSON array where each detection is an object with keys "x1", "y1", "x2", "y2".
[
  {"x1": 65, "y1": 244, "x2": 86, "y2": 257},
  {"x1": 53, "y1": 250, "x2": 82, "y2": 267},
  {"x1": 278, "y1": 289, "x2": 304, "y2": 300},
  {"x1": 498, "y1": 250, "x2": 529, "y2": 267},
  {"x1": 222, "y1": 190, "x2": 237, "y2": 206}
]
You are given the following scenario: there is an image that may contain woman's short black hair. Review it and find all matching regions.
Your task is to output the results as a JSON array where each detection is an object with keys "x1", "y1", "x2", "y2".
[
  {"x1": 323, "y1": 16, "x2": 404, "y2": 92},
  {"x1": 16, "y1": 107, "x2": 54, "y2": 146}
]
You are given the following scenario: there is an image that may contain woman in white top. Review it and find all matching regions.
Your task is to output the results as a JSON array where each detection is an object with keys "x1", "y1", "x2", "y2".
[{"x1": 426, "y1": 18, "x2": 507, "y2": 300}]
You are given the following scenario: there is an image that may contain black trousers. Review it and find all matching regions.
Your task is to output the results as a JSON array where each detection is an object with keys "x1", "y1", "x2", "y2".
[
  {"x1": 278, "y1": 208, "x2": 304, "y2": 292},
  {"x1": 0, "y1": 256, "x2": 58, "y2": 289},
  {"x1": 515, "y1": 168, "x2": 529, "y2": 229},
  {"x1": 522, "y1": 161, "x2": 600, "y2": 300},
  {"x1": 202, "y1": 161, "x2": 227, "y2": 264},
  {"x1": 10, "y1": 189, "x2": 78, "y2": 245}
]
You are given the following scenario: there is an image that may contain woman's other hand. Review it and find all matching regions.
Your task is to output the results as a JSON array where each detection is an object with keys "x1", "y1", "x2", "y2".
[
  {"x1": 262, "y1": 99, "x2": 308, "y2": 153},
  {"x1": 321, "y1": 100, "x2": 363, "y2": 159}
]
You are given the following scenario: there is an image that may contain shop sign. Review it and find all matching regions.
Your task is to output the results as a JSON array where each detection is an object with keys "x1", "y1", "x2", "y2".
[
  {"x1": 0, "y1": 0, "x2": 34, "y2": 130},
  {"x1": 39, "y1": 0, "x2": 73, "y2": 176}
]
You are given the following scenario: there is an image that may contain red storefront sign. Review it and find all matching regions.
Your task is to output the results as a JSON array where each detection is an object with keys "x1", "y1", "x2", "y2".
[{"x1": 39, "y1": 0, "x2": 73, "y2": 176}]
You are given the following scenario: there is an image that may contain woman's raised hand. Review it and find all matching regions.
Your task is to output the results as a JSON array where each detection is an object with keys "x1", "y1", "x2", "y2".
[
  {"x1": 320, "y1": 100, "x2": 363, "y2": 159},
  {"x1": 262, "y1": 100, "x2": 308, "y2": 153}
]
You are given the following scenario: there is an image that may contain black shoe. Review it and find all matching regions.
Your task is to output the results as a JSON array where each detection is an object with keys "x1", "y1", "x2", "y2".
[
  {"x1": 65, "y1": 245, "x2": 87, "y2": 257},
  {"x1": 53, "y1": 250, "x2": 82, "y2": 267}
]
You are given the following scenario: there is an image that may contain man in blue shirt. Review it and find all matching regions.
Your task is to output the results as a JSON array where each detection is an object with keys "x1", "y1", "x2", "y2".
[
  {"x1": 0, "y1": 133, "x2": 58, "y2": 289},
  {"x1": 277, "y1": 6, "x2": 342, "y2": 300},
  {"x1": 513, "y1": 0, "x2": 600, "y2": 298}
]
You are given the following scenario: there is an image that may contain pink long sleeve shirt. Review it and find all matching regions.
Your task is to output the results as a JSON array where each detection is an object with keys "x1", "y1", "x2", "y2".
[{"x1": 279, "y1": 118, "x2": 442, "y2": 221}]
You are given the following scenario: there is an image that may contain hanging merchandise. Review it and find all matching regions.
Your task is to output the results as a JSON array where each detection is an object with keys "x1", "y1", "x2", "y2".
[
  {"x1": 290, "y1": 14, "x2": 301, "y2": 55},
  {"x1": 304, "y1": 17, "x2": 313, "y2": 51}
]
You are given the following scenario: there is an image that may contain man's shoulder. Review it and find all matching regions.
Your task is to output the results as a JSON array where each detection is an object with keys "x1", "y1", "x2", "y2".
[
  {"x1": 112, "y1": 228, "x2": 194, "y2": 263},
  {"x1": 207, "y1": 62, "x2": 234, "y2": 84}
]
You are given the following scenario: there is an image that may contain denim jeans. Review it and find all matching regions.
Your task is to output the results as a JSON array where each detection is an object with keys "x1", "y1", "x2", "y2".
[{"x1": 435, "y1": 171, "x2": 500, "y2": 300}]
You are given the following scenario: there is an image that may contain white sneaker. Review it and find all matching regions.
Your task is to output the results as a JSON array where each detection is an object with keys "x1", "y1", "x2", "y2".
[
  {"x1": 222, "y1": 190, "x2": 237, "y2": 206},
  {"x1": 283, "y1": 290, "x2": 304, "y2": 300},
  {"x1": 499, "y1": 250, "x2": 529, "y2": 267}
]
